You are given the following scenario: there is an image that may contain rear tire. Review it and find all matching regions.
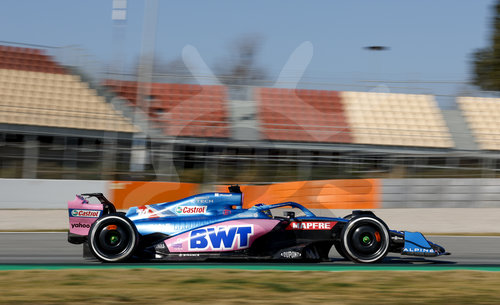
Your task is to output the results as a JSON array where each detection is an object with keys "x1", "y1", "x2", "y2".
[
  {"x1": 340, "y1": 216, "x2": 390, "y2": 263},
  {"x1": 88, "y1": 214, "x2": 138, "y2": 262}
]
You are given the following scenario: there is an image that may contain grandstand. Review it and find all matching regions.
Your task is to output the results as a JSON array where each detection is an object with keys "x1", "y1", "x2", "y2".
[
  {"x1": 0, "y1": 45, "x2": 138, "y2": 180},
  {"x1": 0, "y1": 45, "x2": 137, "y2": 133},
  {"x1": 1, "y1": 43, "x2": 500, "y2": 181},
  {"x1": 458, "y1": 96, "x2": 500, "y2": 150},
  {"x1": 257, "y1": 88, "x2": 352, "y2": 143},
  {"x1": 341, "y1": 91, "x2": 453, "y2": 148},
  {"x1": 103, "y1": 80, "x2": 228, "y2": 138}
]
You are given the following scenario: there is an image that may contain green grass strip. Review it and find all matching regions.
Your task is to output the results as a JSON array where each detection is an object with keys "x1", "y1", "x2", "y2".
[
  {"x1": 3, "y1": 268, "x2": 500, "y2": 304},
  {"x1": 1, "y1": 263, "x2": 500, "y2": 272}
]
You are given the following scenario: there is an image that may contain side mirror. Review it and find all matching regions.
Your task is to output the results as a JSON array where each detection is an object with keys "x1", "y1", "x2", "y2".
[{"x1": 284, "y1": 211, "x2": 295, "y2": 219}]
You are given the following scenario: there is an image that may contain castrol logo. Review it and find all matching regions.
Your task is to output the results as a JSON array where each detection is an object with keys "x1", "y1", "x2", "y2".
[
  {"x1": 175, "y1": 206, "x2": 207, "y2": 215},
  {"x1": 70, "y1": 209, "x2": 101, "y2": 218}
]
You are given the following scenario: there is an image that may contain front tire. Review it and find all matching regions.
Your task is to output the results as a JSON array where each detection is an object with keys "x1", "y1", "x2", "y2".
[
  {"x1": 340, "y1": 216, "x2": 390, "y2": 263},
  {"x1": 334, "y1": 242, "x2": 348, "y2": 260},
  {"x1": 88, "y1": 214, "x2": 138, "y2": 262}
]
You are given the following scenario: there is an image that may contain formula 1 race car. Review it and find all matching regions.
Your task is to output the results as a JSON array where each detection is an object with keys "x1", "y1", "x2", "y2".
[{"x1": 67, "y1": 185, "x2": 448, "y2": 263}]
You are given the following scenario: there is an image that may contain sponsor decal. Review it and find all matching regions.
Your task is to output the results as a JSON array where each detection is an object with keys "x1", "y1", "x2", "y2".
[
  {"x1": 189, "y1": 225, "x2": 253, "y2": 250},
  {"x1": 179, "y1": 253, "x2": 200, "y2": 257},
  {"x1": 403, "y1": 247, "x2": 435, "y2": 253},
  {"x1": 137, "y1": 205, "x2": 160, "y2": 218},
  {"x1": 70, "y1": 209, "x2": 101, "y2": 218},
  {"x1": 171, "y1": 238, "x2": 183, "y2": 249},
  {"x1": 281, "y1": 251, "x2": 302, "y2": 259},
  {"x1": 175, "y1": 206, "x2": 207, "y2": 215},
  {"x1": 71, "y1": 223, "x2": 91, "y2": 229},
  {"x1": 391, "y1": 235, "x2": 404, "y2": 242},
  {"x1": 195, "y1": 199, "x2": 214, "y2": 204},
  {"x1": 214, "y1": 193, "x2": 232, "y2": 197},
  {"x1": 286, "y1": 221, "x2": 337, "y2": 230},
  {"x1": 223, "y1": 209, "x2": 231, "y2": 215}
]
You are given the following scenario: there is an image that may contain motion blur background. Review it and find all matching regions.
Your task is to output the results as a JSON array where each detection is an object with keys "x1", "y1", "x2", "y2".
[{"x1": 1, "y1": 0, "x2": 500, "y2": 187}]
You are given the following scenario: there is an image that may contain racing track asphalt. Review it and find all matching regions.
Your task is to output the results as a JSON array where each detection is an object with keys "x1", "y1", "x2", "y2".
[{"x1": 0, "y1": 232, "x2": 499, "y2": 266}]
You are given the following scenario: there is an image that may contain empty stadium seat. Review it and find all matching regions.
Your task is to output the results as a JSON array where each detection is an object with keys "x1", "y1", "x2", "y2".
[
  {"x1": 0, "y1": 45, "x2": 65, "y2": 74},
  {"x1": 257, "y1": 88, "x2": 353, "y2": 143},
  {"x1": 0, "y1": 45, "x2": 138, "y2": 133},
  {"x1": 458, "y1": 96, "x2": 500, "y2": 150},
  {"x1": 103, "y1": 80, "x2": 229, "y2": 138},
  {"x1": 341, "y1": 91, "x2": 453, "y2": 148}
]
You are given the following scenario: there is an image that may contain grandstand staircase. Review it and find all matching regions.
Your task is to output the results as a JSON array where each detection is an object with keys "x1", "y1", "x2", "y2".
[
  {"x1": 441, "y1": 109, "x2": 478, "y2": 150},
  {"x1": 225, "y1": 86, "x2": 260, "y2": 141},
  {"x1": 227, "y1": 100, "x2": 260, "y2": 141}
]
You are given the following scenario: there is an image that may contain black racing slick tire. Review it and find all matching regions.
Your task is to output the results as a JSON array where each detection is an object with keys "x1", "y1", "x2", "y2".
[
  {"x1": 334, "y1": 242, "x2": 348, "y2": 260},
  {"x1": 87, "y1": 214, "x2": 139, "y2": 263},
  {"x1": 340, "y1": 216, "x2": 390, "y2": 263}
]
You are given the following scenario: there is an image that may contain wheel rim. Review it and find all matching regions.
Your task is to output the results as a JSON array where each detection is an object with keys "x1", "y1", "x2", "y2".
[
  {"x1": 343, "y1": 218, "x2": 389, "y2": 263},
  {"x1": 97, "y1": 225, "x2": 128, "y2": 254},
  {"x1": 352, "y1": 225, "x2": 381, "y2": 254},
  {"x1": 90, "y1": 217, "x2": 136, "y2": 261}
]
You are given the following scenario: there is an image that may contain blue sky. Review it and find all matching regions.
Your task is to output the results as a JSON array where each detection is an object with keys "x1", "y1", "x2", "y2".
[{"x1": 0, "y1": 0, "x2": 497, "y2": 96}]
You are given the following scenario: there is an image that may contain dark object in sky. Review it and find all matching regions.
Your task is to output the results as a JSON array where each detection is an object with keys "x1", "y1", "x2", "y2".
[{"x1": 364, "y1": 46, "x2": 390, "y2": 51}]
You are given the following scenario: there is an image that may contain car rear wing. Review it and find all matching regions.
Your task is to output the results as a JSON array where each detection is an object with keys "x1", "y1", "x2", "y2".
[
  {"x1": 68, "y1": 193, "x2": 117, "y2": 244},
  {"x1": 80, "y1": 193, "x2": 117, "y2": 214}
]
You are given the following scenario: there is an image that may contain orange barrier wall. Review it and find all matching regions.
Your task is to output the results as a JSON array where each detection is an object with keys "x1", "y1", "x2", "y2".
[
  {"x1": 109, "y1": 181, "x2": 200, "y2": 209},
  {"x1": 218, "y1": 179, "x2": 380, "y2": 209},
  {"x1": 109, "y1": 179, "x2": 379, "y2": 210}
]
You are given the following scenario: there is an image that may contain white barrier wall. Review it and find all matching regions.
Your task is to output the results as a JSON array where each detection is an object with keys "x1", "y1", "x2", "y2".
[
  {"x1": 0, "y1": 179, "x2": 108, "y2": 209},
  {"x1": 382, "y1": 178, "x2": 500, "y2": 208}
]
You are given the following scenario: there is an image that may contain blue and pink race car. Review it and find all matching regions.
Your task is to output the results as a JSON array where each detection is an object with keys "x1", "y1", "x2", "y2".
[{"x1": 68, "y1": 185, "x2": 448, "y2": 263}]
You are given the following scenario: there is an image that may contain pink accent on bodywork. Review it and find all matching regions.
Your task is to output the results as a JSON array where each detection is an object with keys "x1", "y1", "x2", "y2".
[
  {"x1": 165, "y1": 219, "x2": 280, "y2": 252},
  {"x1": 68, "y1": 196, "x2": 103, "y2": 236}
]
